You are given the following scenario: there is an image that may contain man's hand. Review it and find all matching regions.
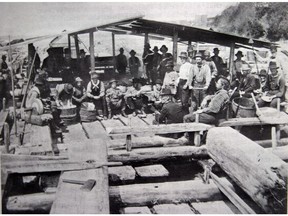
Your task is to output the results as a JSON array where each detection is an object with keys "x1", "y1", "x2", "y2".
[
  {"x1": 56, "y1": 100, "x2": 61, "y2": 107},
  {"x1": 193, "y1": 109, "x2": 203, "y2": 114},
  {"x1": 183, "y1": 84, "x2": 188, "y2": 90},
  {"x1": 239, "y1": 90, "x2": 245, "y2": 95},
  {"x1": 94, "y1": 96, "x2": 100, "y2": 100},
  {"x1": 200, "y1": 99, "x2": 207, "y2": 108}
]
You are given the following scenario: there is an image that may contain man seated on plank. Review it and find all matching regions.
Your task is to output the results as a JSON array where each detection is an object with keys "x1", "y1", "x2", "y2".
[{"x1": 184, "y1": 76, "x2": 230, "y2": 125}]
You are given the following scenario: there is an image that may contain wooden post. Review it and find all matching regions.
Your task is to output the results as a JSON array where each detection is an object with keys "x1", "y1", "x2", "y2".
[
  {"x1": 126, "y1": 134, "x2": 132, "y2": 152},
  {"x1": 89, "y1": 31, "x2": 95, "y2": 73},
  {"x1": 194, "y1": 113, "x2": 201, "y2": 146},
  {"x1": 68, "y1": 35, "x2": 71, "y2": 52},
  {"x1": 271, "y1": 126, "x2": 277, "y2": 150},
  {"x1": 172, "y1": 29, "x2": 178, "y2": 66},
  {"x1": 10, "y1": 66, "x2": 17, "y2": 135},
  {"x1": 74, "y1": 34, "x2": 80, "y2": 63},
  {"x1": 4, "y1": 123, "x2": 10, "y2": 153},
  {"x1": 3, "y1": 98, "x2": 6, "y2": 111},
  {"x1": 228, "y1": 43, "x2": 235, "y2": 82},
  {"x1": 112, "y1": 32, "x2": 116, "y2": 73}
]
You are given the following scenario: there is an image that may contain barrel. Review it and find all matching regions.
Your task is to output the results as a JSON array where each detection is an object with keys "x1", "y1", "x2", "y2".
[
  {"x1": 57, "y1": 105, "x2": 77, "y2": 125},
  {"x1": 232, "y1": 97, "x2": 256, "y2": 118},
  {"x1": 80, "y1": 102, "x2": 97, "y2": 122}
]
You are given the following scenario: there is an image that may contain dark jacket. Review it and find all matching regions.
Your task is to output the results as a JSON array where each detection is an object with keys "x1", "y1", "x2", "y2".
[
  {"x1": 239, "y1": 73, "x2": 258, "y2": 94},
  {"x1": 158, "y1": 101, "x2": 187, "y2": 124}
]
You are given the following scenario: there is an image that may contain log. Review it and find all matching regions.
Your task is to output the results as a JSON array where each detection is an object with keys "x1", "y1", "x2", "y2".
[
  {"x1": 108, "y1": 135, "x2": 189, "y2": 150},
  {"x1": 206, "y1": 127, "x2": 288, "y2": 214},
  {"x1": 107, "y1": 122, "x2": 213, "y2": 135},
  {"x1": 6, "y1": 192, "x2": 55, "y2": 213},
  {"x1": 255, "y1": 138, "x2": 288, "y2": 148},
  {"x1": 109, "y1": 179, "x2": 223, "y2": 207},
  {"x1": 108, "y1": 145, "x2": 208, "y2": 162},
  {"x1": 153, "y1": 203, "x2": 194, "y2": 214}
]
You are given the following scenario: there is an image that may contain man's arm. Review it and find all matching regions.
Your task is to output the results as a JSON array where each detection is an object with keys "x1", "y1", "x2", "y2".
[
  {"x1": 158, "y1": 107, "x2": 168, "y2": 123},
  {"x1": 203, "y1": 91, "x2": 228, "y2": 114},
  {"x1": 204, "y1": 65, "x2": 211, "y2": 89},
  {"x1": 86, "y1": 82, "x2": 94, "y2": 98}
]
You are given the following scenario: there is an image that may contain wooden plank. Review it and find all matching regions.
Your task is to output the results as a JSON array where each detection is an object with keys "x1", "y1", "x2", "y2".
[
  {"x1": 191, "y1": 201, "x2": 235, "y2": 214},
  {"x1": 107, "y1": 123, "x2": 213, "y2": 136},
  {"x1": 267, "y1": 145, "x2": 288, "y2": 161},
  {"x1": 0, "y1": 110, "x2": 9, "y2": 133},
  {"x1": 109, "y1": 179, "x2": 223, "y2": 207},
  {"x1": 144, "y1": 114, "x2": 155, "y2": 125},
  {"x1": 153, "y1": 203, "x2": 193, "y2": 214},
  {"x1": 219, "y1": 112, "x2": 288, "y2": 127},
  {"x1": 120, "y1": 206, "x2": 151, "y2": 214},
  {"x1": 135, "y1": 164, "x2": 169, "y2": 178},
  {"x1": 108, "y1": 166, "x2": 136, "y2": 182},
  {"x1": 50, "y1": 138, "x2": 109, "y2": 214},
  {"x1": 64, "y1": 123, "x2": 87, "y2": 143},
  {"x1": 82, "y1": 121, "x2": 109, "y2": 140},
  {"x1": 108, "y1": 145, "x2": 208, "y2": 162},
  {"x1": 207, "y1": 127, "x2": 288, "y2": 214}
]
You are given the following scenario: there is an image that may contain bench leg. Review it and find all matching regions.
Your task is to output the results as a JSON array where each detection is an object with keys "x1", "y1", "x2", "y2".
[
  {"x1": 126, "y1": 134, "x2": 132, "y2": 152},
  {"x1": 194, "y1": 113, "x2": 201, "y2": 146}
]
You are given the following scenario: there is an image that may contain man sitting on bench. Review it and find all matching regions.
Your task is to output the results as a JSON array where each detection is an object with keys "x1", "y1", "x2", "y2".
[{"x1": 184, "y1": 76, "x2": 230, "y2": 125}]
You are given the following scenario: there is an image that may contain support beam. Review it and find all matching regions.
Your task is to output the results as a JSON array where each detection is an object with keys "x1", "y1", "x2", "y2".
[
  {"x1": 172, "y1": 28, "x2": 178, "y2": 65},
  {"x1": 68, "y1": 35, "x2": 71, "y2": 53},
  {"x1": 74, "y1": 34, "x2": 80, "y2": 63},
  {"x1": 228, "y1": 42, "x2": 235, "y2": 82},
  {"x1": 109, "y1": 179, "x2": 223, "y2": 207},
  {"x1": 206, "y1": 127, "x2": 288, "y2": 214},
  {"x1": 89, "y1": 31, "x2": 95, "y2": 73},
  {"x1": 144, "y1": 32, "x2": 149, "y2": 46},
  {"x1": 112, "y1": 32, "x2": 116, "y2": 73}
]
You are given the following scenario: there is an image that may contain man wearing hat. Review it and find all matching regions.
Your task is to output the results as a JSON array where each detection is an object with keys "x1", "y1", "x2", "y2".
[
  {"x1": 42, "y1": 47, "x2": 61, "y2": 77},
  {"x1": 184, "y1": 76, "x2": 230, "y2": 125},
  {"x1": 233, "y1": 50, "x2": 249, "y2": 81},
  {"x1": 78, "y1": 49, "x2": 89, "y2": 83},
  {"x1": 162, "y1": 60, "x2": 179, "y2": 95},
  {"x1": 106, "y1": 79, "x2": 127, "y2": 119},
  {"x1": 116, "y1": 48, "x2": 128, "y2": 75},
  {"x1": 153, "y1": 88, "x2": 187, "y2": 125},
  {"x1": 177, "y1": 52, "x2": 193, "y2": 111},
  {"x1": 55, "y1": 83, "x2": 74, "y2": 107},
  {"x1": 86, "y1": 71, "x2": 106, "y2": 120},
  {"x1": 72, "y1": 77, "x2": 86, "y2": 107},
  {"x1": 60, "y1": 48, "x2": 76, "y2": 83},
  {"x1": 129, "y1": 50, "x2": 141, "y2": 79},
  {"x1": 124, "y1": 78, "x2": 146, "y2": 117},
  {"x1": 158, "y1": 45, "x2": 173, "y2": 81},
  {"x1": 144, "y1": 46, "x2": 161, "y2": 85},
  {"x1": 257, "y1": 61, "x2": 286, "y2": 108},
  {"x1": 142, "y1": 43, "x2": 153, "y2": 82},
  {"x1": 190, "y1": 52, "x2": 212, "y2": 111},
  {"x1": 211, "y1": 48, "x2": 224, "y2": 73}
]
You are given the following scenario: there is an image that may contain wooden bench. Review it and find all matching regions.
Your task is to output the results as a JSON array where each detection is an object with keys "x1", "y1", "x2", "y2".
[{"x1": 106, "y1": 122, "x2": 213, "y2": 151}]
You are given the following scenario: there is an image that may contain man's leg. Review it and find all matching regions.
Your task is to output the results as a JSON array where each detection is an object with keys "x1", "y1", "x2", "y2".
[
  {"x1": 198, "y1": 113, "x2": 216, "y2": 124},
  {"x1": 257, "y1": 99, "x2": 268, "y2": 108},
  {"x1": 270, "y1": 98, "x2": 279, "y2": 108}
]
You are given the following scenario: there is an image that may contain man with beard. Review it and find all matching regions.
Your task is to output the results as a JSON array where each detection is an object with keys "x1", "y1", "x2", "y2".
[
  {"x1": 211, "y1": 48, "x2": 224, "y2": 74},
  {"x1": 158, "y1": 45, "x2": 173, "y2": 81},
  {"x1": 116, "y1": 48, "x2": 128, "y2": 75}
]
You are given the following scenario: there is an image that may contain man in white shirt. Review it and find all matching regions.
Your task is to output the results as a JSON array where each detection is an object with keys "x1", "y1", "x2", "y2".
[{"x1": 177, "y1": 52, "x2": 193, "y2": 112}]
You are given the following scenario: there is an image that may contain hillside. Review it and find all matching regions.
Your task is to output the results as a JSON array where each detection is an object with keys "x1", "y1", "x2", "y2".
[{"x1": 210, "y1": 2, "x2": 288, "y2": 42}]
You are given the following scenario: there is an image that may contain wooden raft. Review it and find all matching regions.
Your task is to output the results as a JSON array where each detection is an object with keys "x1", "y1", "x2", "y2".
[{"x1": 50, "y1": 122, "x2": 110, "y2": 213}]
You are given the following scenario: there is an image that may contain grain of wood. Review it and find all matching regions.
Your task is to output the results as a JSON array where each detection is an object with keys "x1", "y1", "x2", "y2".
[
  {"x1": 153, "y1": 203, "x2": 194, "y2": 214},
  {"x1": 120, "y1": 206, "x2": 151, "y2": 214},
  {"x1": 191, "y1": 201, "x2": 235, "y2": 214},
  {"x1": 135, "y1": 164, "x2": 169, "y2": 178}
]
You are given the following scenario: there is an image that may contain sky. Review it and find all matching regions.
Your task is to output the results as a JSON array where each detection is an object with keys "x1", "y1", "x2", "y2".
[{"x1": 0, "y1": 2, "x2": 235, "y2": 38}]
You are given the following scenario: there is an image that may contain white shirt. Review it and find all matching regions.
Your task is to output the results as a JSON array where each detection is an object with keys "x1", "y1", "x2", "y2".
[{"x1": 178, "y1": 62, "x2": 193, "y2": 80}]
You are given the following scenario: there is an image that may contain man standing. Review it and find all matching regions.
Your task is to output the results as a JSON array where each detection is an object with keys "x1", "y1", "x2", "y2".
[
  {"x1": 177, "y1": 52, "x2": 193, "y2": 112},
  {"x1": 203, "y1": 50, "x2": 218, "y2": 95},
  {"x1": 257, "y1": 62, "x2": 286, "y2": 108},
  {"x1": 158, "y1": 45, "x2": 173, "y2": 81},
  {"x1": 162, "y1": 60, "x2": 179, "y2": 96},
  {"x1": 142, "y1": 43, "x2": 153, "y2": 82},
  {"x1": 191, "y1": 52, "x2": 211, "y2": 111},
  {"x1": 211, "y1": 48, "x2": 224, "y2": 74},
  {"x1": 42, "y1": 48, "x2": 60, "y2": 77},
  {"x1": 184, "y1": 77, "x2": 230, "y2": 125},
  {"x1": 233, "y1": 51, "x2": 249, "y2": 81},
  {"x1": 78, "y1": 49, "x2": 89, "y2": 83},
  {"x1": 60, "y1": 48, "x2": 75, "y2": 84},
  {"x1": 116, "y1": 48, "x2": 128, "y2": 75},
  {"x1": 128, "y1": 50, "x2": 141, "y2": 79}
]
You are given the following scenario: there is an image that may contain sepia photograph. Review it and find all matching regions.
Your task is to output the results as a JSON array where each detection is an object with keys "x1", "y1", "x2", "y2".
[{"x1": 0, "y1": 1, "x2": 287, "y2": 214}]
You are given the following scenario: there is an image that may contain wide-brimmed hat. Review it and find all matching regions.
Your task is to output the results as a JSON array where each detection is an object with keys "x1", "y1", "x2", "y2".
[
  {"x1": 89, "y1": 71, "x2": 99, "y2": 78},
  {"x1": 129, "y1": 49, "x2": 136, "y2": 55},
  {"x1": 80, "y1": 49, "x2": 86, "y2": 54},
  {"x1": 155, "y1": 79, "x2": 163, "y2": 85},
  {"x1": 64, "y1": 48, "x2": 71, "y2": 54},
  {"x1": 241, "y1": 64, "x2": 251, "y2": 71},
  {"x1": 160, "y1": 45, "x2": 168, "y2": 52},
  {"x1": 47, "y1": 47, "x2": 53, "y2": 53},
  {"x1": 119, "y1": 47, "x2": 124, "y2": 52},
  {"x1": 194, "y1": 52, "x2": 203, "y2": 59},
  {"x1": 269, "y1": 61, "x2": 279, "y2": 70},
  {"x1": 259, "y1": 69, "x2": 267, "y2": 77},
  {"x1": 64, "y1": 83, "x2": 74, "y2": 94},
  {"x1": 160, "y1": 88, "x2": 173, "y2": 96},
  {"x1": 179, "y1": 52, "x2": 188, "y2": 59},
  {"x1": 109, "y1": 79, "x2": 117, "y2": 84},
  {"x1": 235, "y1": 51, "x2": 244, "y2": 57},
  {"x1": 75, "y1": 77, "x2": 83, "y2": 82},
  {"x1": 213, "y1": 48, "x2": 220, "y2": 53},
  {"x1": 270, "y1": 44, "x2": 278, "y2": 51},
  {"x1": 153, "y1": 46, "x2": 159, "y2": 52}
]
